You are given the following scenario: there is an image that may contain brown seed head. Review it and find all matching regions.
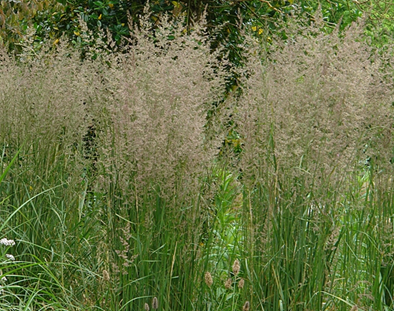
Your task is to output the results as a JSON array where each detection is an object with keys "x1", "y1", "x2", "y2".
[
  {"x1": 204, "y1": 272, "x2": 213, "y2": 287},
  {"x1": 144, "y1": 303, "x2": 150, "y2": 311},
  {"x1": 350, "y1": 306, "x2": 358, "y2": 311},
  {"x1": 238, "y1": 278, "x2": 245, "y2": 289},
  {"x1": 224, "y1": 278, "x2": 232, "y2": 289},
  {"x1": 152, "y1": 297, "x2": 158, "y2": 310},
  {"x1": 102, "y1": 269, "x2": 110, "y2": 281},
  {"x1": 242, "y1": 301, "x2": 250, "y2": 311},
  {"x1": 232, "y1": 259, "x2": 240, "y2": 276}
]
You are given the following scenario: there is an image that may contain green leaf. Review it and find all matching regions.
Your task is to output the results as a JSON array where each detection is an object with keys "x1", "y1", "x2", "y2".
[{"x1": 0, "y1": 144, "x2": 23, "y2": 184}]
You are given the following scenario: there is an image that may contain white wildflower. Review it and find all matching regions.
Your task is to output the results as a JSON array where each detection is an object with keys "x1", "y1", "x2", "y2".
[
  {"x1": 1, "y1": 276, "x2": 6, "y2": 282},
  {"x1": 0, "y1": 238, "x2": 15, "y2": 246},
  {"x1": 5, "y1": 254, "x2": 15, "y2": 261}
]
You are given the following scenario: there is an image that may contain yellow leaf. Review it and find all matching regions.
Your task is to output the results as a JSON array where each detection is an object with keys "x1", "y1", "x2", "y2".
[
  {"x1": 98, "y1": 14, "x2": 102, "y2": 20},
  {"x1": 172, "y1": 1, "x2": 182, "y2": 17},
  {"x1": 53, "y1": 39, "x2": 59, "y2": 45},
  {"x1": 108, "y1": 3, "x2": 114, "y2": 8},
  {"x1": 251, "y1": 26, "x2": 257, "y2": 32},
  {"x1": 74, "y1": 30, "x2": 80, "y2": 36}
]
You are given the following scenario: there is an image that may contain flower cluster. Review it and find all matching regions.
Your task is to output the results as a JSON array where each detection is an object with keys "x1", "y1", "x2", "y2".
[
  {"x1": 143, "y1": 296, "x2": 158, "y2": 311},
  {"x1": 0, "y1": 237, "x2": 16, "y2": 294},
  {"x1": 204, "y1": 259, "x2": 248, "y2": 310},
  {"x1": 0, "y1": 238, "x2": 15, "y2": 246}
]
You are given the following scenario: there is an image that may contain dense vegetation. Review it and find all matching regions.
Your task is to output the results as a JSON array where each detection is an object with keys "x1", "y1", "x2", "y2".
[
  {"x1": 1, "y1": 1, "x2": 394, "y2": 311},
  {"x1": 1, "y1": 0, "x2": 394, "y2": 56}
]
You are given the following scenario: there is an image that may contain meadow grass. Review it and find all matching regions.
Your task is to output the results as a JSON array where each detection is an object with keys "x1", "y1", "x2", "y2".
[{"x1": 1, "y1": 12, "x2": 394, "y2": 311}]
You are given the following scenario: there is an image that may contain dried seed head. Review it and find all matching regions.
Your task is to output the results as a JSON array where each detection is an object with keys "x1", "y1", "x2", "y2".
[
  {"x1": 102, "y1": 269, "x2": 110, "y2": 281},
  {"x1": 224, "y1": 278, "x2": 232, "y2": 289},
  {"x1": 204, "y1": 272, "x2": 213, "y2": 287},
  {"x1": 238, "y1": 278, "x2": 245, "y2": 289},
  {"x1": 242, "y1": 301, "x2": 250, "y2": 311},
  {"x1": 350, "y1": 306, "x2": 358, "y2": 311},
  {"x1": 144, "y1": 302, "x2": 150, "y2": 311},
  {"x1": 232, "y1": 259, "x2": 240, "y2": 276},
  {"x1": 152, "y1": 297, "x2": 158, "y2": 310}
]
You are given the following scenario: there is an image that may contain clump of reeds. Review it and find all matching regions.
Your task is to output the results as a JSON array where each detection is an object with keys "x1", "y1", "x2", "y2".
[
  {"x1": 88, "y1": 11, "x2": 228, "y2": 202},
  {"x1": 235, "y1": 15, "x2": 394, "y2": 186}
]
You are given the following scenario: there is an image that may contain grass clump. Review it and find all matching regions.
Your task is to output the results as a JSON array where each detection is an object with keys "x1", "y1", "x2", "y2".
[{"x1": 1, "y1": 9, "x2": 394, "y2": 311}]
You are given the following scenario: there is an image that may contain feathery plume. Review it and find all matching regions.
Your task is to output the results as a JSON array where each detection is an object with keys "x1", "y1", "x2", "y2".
[
  {"x1": 102, "y1": 269, "x2": 110, "y2": 281},
  {"x1": 204, "y1": 272, "x2": 213, "y2": 287},
  {"x1": 242, "y1": 301, "x2": 250, "y2": 311},
  {"x1": 238, "y1": 278, "x2": 245, "y2": 289},
  {"x1": 232, "y1": 259, "x2": 240, "y2": 276},
  {"x1": 152, "y1": 297, "x2": 158, "y2": 309},
  {"x1": 224, "y1": 278, "x2": 232, "y2": 289}
]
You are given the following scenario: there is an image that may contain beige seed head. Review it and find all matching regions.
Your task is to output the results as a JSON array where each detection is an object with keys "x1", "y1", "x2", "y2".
[
  {"x1": 238, "y1": 278, "x2": 245, "y2": 289},
  {"x1": 224, "y1": 278, "x2": 232, "y2": 289},
  {"x1": 152, "y1": 297, "x2": 158, "y2": 310},
  {"x1": 204, "y1": 272, "x2": 213, "y2": 287},
  {"x1": 350, "y1": 306, "x2": 358, "y2": 311},
  {"x1": 102, "y1": 269, "x2": 110, "y2": 281},
  {"x1": 144, "y1": 302, "x2": 150, "y2": 311},
  {"x1": 242, "y1": 301, "x2": 250, "y2": 311},
  {"x1": 232, "y1": 259, "x2": 240, "y2": 276}
]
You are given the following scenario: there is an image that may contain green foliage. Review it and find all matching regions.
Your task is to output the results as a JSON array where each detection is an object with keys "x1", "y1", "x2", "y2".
[
  {"x1": 50, "y1": 0, "x2": 131, "y2": 44},
  {"x1": 1, "y1": 7, "x2": 394, "y2": 311}
]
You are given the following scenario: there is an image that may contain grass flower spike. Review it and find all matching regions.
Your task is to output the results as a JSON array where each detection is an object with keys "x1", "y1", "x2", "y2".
[
  {"x1": 224, "y1": 278, "x2": 232, "y2": 289},
  {"x1": 232, "y1": 259, "x2": 240, "y2": 276},
  {"x1": 102, "y1": 270, "x2": 110, "y2": 281},
  {"x1": 238, "y1": 278, "x2": 245, "y2": 289},
  {"x1": 152, "y1": 297, "x2": 158, "y2": 310},
  {"x1": 204, "y1": 272, "x2": 213, "y2": 287}
]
